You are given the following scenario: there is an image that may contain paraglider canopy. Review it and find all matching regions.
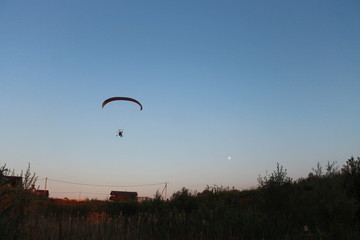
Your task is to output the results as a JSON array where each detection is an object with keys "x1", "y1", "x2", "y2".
[{"x1": 102, "y1": 97, "x2": 143, "y2": 110}]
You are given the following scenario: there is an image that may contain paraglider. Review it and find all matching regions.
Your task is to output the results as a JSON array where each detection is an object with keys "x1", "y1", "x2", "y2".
[
  {"x1": 102, "y1": 97, "x2": 143, "y2": 137},
  {"x1": 102, "y1": 97, "x2": 143, "y2": 110}
]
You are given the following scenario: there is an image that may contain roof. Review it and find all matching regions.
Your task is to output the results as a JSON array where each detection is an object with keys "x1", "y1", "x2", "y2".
[
  {"x1": 3, "y1": 176, "x2": 22, "y2": 187},
  {"x1": 110, "y1": 191, "x2": 137, "y2": 196}
]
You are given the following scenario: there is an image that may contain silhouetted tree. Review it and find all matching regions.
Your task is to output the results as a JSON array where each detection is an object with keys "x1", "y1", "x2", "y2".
[
  {"x1": 21, "y1": 163, "x2": 38, "y2": 190},
  {"x1": 342, "y1": 157, "x2": 360, "y2": 199}
]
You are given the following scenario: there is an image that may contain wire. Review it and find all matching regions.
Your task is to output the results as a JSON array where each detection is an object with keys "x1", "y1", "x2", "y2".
[
  {"x1": 51, "y1": 191, "x2": 109, "y2": 196},
  {"x1": 37, "y1": 178, "x2": 167, "y2": 188}
]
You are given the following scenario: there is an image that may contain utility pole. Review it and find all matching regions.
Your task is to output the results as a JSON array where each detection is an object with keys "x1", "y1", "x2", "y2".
[
  {"x1": 45, "y1": 177, "x2": 47, "y2": 190},
  {"x1": 160, "y1": 182, "x2": 168, "y2": 200}
]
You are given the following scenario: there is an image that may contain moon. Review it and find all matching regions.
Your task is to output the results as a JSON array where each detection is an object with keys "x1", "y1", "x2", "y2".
[{"x1": 227, "y1": 156, "x2": 232, "y2": 161}]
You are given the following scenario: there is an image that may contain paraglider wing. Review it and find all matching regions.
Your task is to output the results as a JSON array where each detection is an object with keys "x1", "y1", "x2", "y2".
[{"x1": 102, "y1": 97, "x2": 143, "y2": 110}]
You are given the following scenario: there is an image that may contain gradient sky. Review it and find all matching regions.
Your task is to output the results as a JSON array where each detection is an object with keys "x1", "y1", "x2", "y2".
[{"x1": 1, "y1": 0, "x2": 359, "y2": 200}]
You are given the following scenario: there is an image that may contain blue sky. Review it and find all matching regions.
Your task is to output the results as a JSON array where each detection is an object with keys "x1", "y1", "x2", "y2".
[{"x1": 1, "y1": 0, "x2": 359, "y2": 199}]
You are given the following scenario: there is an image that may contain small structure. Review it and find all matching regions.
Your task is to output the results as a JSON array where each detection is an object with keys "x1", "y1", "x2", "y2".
[
  {"x1": 30, "y1": 184, "x2": 49, "y2": 197},
  {"x1": 35, "y1": 189, "x2": 49, "y2": 197},
  {"x1": 109, "y1": 191, "x2": 138, "y2": 202},
  {"x1": 3, "y1": 176, "x2": 22, "y2": 188}
]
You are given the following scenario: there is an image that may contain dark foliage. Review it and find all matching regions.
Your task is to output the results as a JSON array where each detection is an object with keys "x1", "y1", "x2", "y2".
[{"x1": 1, "y1": 158, "x2": 360, "y2": 239}]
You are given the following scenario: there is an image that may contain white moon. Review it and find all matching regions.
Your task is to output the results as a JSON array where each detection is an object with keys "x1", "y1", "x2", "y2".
[{"x1": 227, "y1": 156, "x2": 232, "y2": 160}]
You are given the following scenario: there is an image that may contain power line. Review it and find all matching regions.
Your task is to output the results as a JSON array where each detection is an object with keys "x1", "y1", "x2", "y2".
[
  {"x1": 37, "y1": 177, "x2": 167, "y2": 188},
  {"x1": 51, "y1": 191, "x2": 109, "y2": 196}
]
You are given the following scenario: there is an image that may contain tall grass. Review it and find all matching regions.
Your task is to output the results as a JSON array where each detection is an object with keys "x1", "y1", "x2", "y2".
[{"x1": 2, "y1": 158, "x2": 360, "y2": 239}]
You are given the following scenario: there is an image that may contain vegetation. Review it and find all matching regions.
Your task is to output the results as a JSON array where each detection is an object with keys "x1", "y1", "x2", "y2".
[{"x1": 1, "y1": 157, "x2": 360, "y2": 239}]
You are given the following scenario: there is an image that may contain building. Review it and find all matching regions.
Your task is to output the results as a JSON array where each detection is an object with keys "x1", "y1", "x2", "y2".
[
  {"x1": 2, "y1": 176, "x2": 22, "y2": 188},
  {"x1": 109, "y1": 191, "x2": 138, "y2": 202},
  {"x1": 35, "y1": 189, "x2": 49, "y2": 197}
]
